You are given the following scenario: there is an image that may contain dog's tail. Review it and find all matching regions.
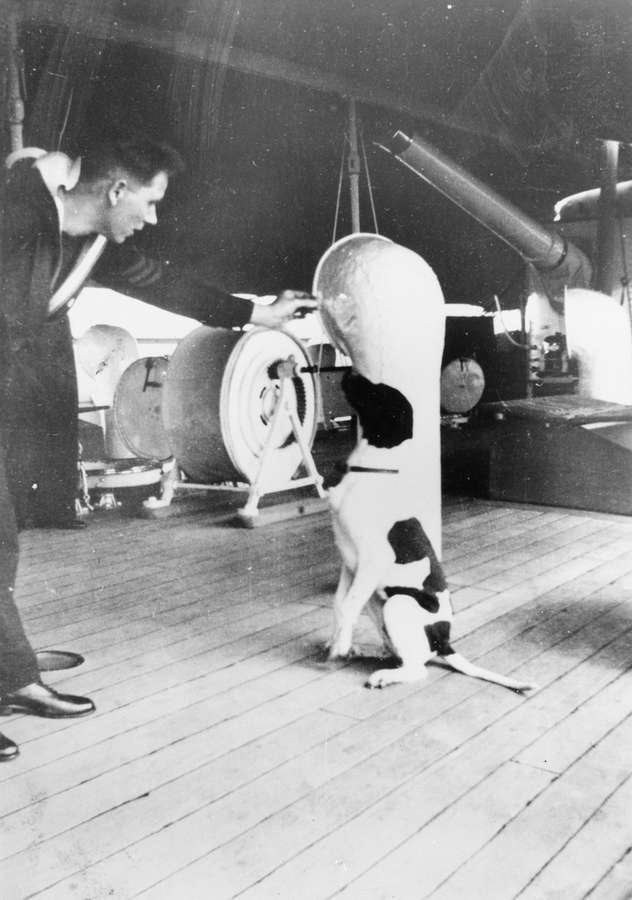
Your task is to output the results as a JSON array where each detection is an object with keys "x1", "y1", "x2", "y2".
[{"x1": 435, "y1": 652, "x2": 537, "y2": 693}]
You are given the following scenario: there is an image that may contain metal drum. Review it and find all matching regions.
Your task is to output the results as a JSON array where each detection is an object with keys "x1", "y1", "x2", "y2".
[
  {"x1": 112, "y1": 356, "x2": 172, "y2": 460},
  {"x1": 75, "y1": 324, "x2": 139, "y2": 409},
  {"x1": 82, "y1": 458, "x2": 165, "y2": 490},
  {"x1": 74, "y1": 324, "x2": 139, "y2": 457},
  {"x1": 161, "y1": 326, "x2": 319, "y2": 485},
  {"x1": 440, "y1": 357, "x2": 485, "y2": 414}
]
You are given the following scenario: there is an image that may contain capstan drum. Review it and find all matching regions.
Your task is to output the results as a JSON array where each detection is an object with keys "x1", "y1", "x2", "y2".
[
  {"x1": 161, "y1": 326, "x2": 319, "y2": 486},
  {"x1": 74, "y1": 324, "x2": 139, "y2": 457},
  {"x1": 75, "y1": 324, "x2": 139, "y2": 406}
]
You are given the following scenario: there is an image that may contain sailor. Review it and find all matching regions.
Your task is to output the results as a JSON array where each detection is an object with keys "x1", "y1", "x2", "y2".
[{"x1": 0, "y1": 133, "x2": 316, "y2": 760}]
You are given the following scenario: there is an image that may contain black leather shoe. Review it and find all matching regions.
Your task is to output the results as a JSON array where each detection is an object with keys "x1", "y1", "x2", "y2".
[
  {"x1": 4, "y1": 683, "x2": 95, "y2": 718},
  {"x1": 0, "y1": 732, "x2": 19, "y2": 761}
]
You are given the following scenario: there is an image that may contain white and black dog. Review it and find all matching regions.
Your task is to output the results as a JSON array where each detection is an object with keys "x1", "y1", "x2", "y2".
[
  {"x1": 327, "y1": 371, "x2": 536, "y2": 692},
  {"x1": 315, "y1": 233, "x2": 535, "y2": 693}
]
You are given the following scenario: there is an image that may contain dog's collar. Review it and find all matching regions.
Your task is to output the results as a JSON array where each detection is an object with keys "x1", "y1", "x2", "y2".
[{"x1": 347, "y1": 465, "x2": 400, "y2": 474}]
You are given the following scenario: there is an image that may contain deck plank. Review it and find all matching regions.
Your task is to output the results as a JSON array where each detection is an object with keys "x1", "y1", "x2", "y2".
[
  {"x1": 518, "y1": 773, "x2": 632, "y2": 900},
  {"x1": 292, "y1": 626, "x2": 632, "y2": 900},
  {"x1": 427, "y1": 715, "x2": 632, "y2": 900},
  {"x1": 1, "y1": 492, "x2": 631, "y2": 900},
  {"x1": 233, "y1": 761, "x2": 554, "y2": 900},
  {"x1": 123, "y1": 607, "x2": 632, "y2": 900},
  {"x1": 585, "y1": 850, "x2": 632, "y2": 900}
]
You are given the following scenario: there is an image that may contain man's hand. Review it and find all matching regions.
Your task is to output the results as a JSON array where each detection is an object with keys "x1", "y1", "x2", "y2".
[{"x1": 248, "y1": 290, "x2": 318, "y2": 329}]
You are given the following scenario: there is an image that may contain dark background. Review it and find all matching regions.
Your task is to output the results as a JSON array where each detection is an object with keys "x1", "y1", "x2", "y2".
[{"x1": 4, "y1": 0, "x2": 632, "y2": 303}]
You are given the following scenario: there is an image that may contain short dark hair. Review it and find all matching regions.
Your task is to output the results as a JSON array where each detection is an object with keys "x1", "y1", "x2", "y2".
[{"x1": 78, "y1": 134, "x2": 185, "y2": 187}]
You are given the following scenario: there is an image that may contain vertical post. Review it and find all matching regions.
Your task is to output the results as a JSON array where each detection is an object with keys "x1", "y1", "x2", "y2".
[
  {"x1": 595, "y1": 139, "x2": 620, "y2": 297},
  {"x1": 6, "y1": 3, "x2": 24, "y2": 152},
  {"x1": 347, "y1": 98, "x2": 361, "y2": 233}
]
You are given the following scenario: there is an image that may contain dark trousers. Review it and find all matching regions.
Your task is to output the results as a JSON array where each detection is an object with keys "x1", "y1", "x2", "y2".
[
  {"x1": 0, "y1": 440, "x2": 40, "y2": 694},
  {"x1": 0, "y1": 315, "x2": 78, "y2": 695},
  {"x1": 8, "y1": 317, "x2": 79, "y2": 527}
]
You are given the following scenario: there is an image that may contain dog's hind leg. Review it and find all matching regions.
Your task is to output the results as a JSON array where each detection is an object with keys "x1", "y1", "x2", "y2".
[
  {"x1": 367, "y1": 594, "x2": 432, "y2": 688},
  {"x1": 366, "y1": 595, "x2": 397, "y2": 659},
  {"x1": 328, "y1": 556, "x2": 389, "y2": 660},
  {"x1": 325, "y1": 564, "x2": 353, "y2": 655}
]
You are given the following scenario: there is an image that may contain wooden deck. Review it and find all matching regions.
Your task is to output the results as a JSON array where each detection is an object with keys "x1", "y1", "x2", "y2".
[{"x1": 3, "y1": 479, "x2": 632, "y2": 899}]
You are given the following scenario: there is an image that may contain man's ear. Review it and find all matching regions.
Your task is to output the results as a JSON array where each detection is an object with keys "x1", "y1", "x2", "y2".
[{"x1": 107, "y1": 178, "x2": 127, "y2": 207}]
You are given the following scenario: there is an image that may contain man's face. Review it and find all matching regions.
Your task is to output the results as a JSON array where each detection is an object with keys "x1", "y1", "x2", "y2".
[{"x1": 103, "y1": 170, "x2": 169, "y2": 243}]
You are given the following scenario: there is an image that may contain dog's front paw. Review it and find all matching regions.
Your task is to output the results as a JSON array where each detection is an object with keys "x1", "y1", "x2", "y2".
[
  {"x1": 325, "y1": 629, "x2": 355, "y2": 661},
  {"x1": 327, "y1": 644, "x2": 358, "y2": 662}
]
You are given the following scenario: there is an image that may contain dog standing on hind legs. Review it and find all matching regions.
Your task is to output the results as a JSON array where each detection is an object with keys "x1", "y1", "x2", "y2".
[
  {"x1": 325, "y1": 369, "x2": 536, "y2": 693},
  {"x1": 314, "y1": 234, "x2": 536, "y2": 695}
]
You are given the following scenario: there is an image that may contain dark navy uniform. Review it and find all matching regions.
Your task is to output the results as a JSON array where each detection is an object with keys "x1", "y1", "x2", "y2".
[{"x1": 0, "y1": 158, "x2": 254, "y2": 693}]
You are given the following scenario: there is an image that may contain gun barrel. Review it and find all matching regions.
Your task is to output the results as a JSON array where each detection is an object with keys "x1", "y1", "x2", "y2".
[{"x1": 385, "y1": 130, "x2": 592, "y2": 289}]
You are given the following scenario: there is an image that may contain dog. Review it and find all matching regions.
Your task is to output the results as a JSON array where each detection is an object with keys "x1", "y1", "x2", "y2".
[
  {"x1": 314, "y1": 233, "x2": 535, "y2": 693},
  {"x1": 326, "y1": 370, "x2": 536, "y2": 693}
]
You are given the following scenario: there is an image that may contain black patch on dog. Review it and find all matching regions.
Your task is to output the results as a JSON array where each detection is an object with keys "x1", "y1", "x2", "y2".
[
  {"x1": 387, "y1": 518, "x2": 449, "y2": 593},
  {"x1": 423, "y1": 568, "x2": 448, "y2": 594},
  {"x1": 323, "y1": 459, "x2": 348, "y2": 489},
  {"x1": 341, "y1": 371, "x2": 413, "y2": 448},
  {"x1": 424, "y1": 621, "x2": 454, "y2": 655},
  {"x1": 384, "y1": 585, "x2": 440, "y2": 614},
  {"x1": 388, "y1": 518, "x2": 429, "y2": 564}
]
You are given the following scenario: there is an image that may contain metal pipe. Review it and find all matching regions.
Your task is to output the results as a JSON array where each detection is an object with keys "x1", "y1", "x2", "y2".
[
  {"x1": 7, "y1": 7, "x2": 25, "y2": 152},
  {"x1": 267, "y1": 360, "x2": 351, "y2": 379},
  {"x1": 595, "y1": 139, "x2": 620, "y2": 296},
  {"x1": 383, "y1": 130, "x2": 592, "y2": 291},
  {"x1": 348, "y1": 99, "x2": 361, "y2": 233}
]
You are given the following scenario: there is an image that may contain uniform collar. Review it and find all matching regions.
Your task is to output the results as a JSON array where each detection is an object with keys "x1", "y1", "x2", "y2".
[{"x1": 6, "y1": 148, "x2": 81, "y2": 230}]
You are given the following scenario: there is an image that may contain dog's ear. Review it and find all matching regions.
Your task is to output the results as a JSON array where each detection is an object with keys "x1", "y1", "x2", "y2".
[{"x1": 341, "y1": 372, "x2": 413, "y2": 448}]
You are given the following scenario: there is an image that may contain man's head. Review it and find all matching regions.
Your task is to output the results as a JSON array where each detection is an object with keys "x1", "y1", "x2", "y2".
[{"x1": 65, "y1": 135, "x2": 184, "y2": 243}]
